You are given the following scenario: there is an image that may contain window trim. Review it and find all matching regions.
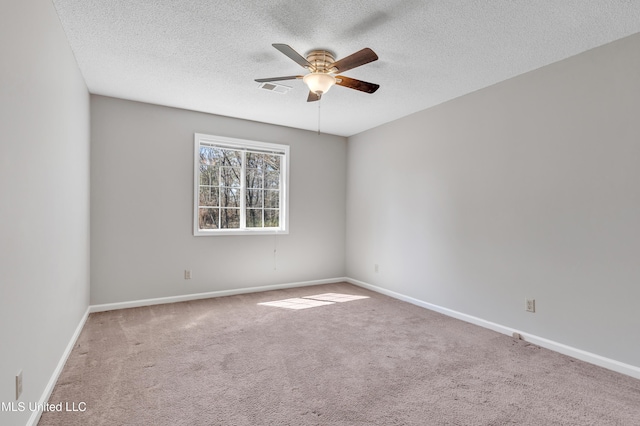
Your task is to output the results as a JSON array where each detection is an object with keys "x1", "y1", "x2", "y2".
[{"x1": 193, "y1": 133, "x2": 290, "y2": 236}]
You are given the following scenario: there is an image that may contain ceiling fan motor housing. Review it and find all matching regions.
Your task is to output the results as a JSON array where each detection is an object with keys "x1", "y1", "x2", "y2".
[{"x1": 306, "y1": 50, "x2": 337, "y2": 73}]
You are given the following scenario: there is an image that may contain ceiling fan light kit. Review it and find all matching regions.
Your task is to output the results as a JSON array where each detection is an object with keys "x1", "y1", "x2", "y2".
[
  {"x1": 303, "y1": 72, "x2": 336, "y2": 95},
  {"x1": 255, "y1": 43, "x2": 380, "y2": 102}
]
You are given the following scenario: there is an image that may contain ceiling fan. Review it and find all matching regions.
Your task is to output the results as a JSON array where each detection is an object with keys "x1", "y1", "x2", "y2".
[{"x1": 255, "y1": 44, "x2": 380, "y2": 102}]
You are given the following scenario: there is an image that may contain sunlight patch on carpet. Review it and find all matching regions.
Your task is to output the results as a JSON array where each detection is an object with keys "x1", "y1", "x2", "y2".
[
  {"x1": 258, "y1": 293, "x2": 369, "y2": 310},
  {"x1": 303, "y1": 293, "x2": 369, "y2": 303},
  {"x1": 258, "y1": 298, "x2": 335, "y2": 310}
]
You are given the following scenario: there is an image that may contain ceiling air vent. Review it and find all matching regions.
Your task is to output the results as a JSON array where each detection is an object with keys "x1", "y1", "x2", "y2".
[{"x1": 258, "y1": 82, "x2": 292, "y2": 94}]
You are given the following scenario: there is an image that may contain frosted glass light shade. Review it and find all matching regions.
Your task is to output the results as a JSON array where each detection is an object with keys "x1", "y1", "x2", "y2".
[{"x1": 303, "y1": 72, "x2": 336, "y2": 95}]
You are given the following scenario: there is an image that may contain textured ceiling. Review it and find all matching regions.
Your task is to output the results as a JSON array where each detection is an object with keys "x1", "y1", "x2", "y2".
[{"x1": 51, "y1": 0, "x2": 640, "y2": 137}]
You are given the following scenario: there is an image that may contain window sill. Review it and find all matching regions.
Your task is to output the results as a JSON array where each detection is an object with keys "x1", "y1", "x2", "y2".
[{"x1": 194, "y1": 228, "x2": 289, "y2": 237}]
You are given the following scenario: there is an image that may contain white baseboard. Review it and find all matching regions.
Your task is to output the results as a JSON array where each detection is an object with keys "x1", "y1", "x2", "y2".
[
  {"x1": 346, "y1": 277, "x2": 640, "y2": 380},
  {"x1": 89, "y1": 277, "x2": 347, "y2": 313},
  {"x1": 27, "y1": 307, "x2": 90, "y2": 426}
]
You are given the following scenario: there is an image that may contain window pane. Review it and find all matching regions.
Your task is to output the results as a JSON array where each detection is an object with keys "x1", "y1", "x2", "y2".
[
  {"x1": 246, "y1": 209, "x2": 263, "y2": 228},
  {"x1": 199, "y1": 208, "x2": 218, "y2": 229},
  {"x1": 220, "y1": 208, "x2": 240, "y2": 228},
  {"x1": 265, "y1": 155, "x2": 280, "y2": 172},
  {"x1": 221, "y1": 188, "x2": 240, "y2": 208},
  {"x1": 265, "y1": 171, "x2": 280, "y2": 189},
  {"x1": 221, "y1": 167, "x2": 241, "y2": 187},
  {"x1": 246, "y1": 189, "x2": 263, "y2": 208},
  {"x1": 199, "y1": 165, "x2": 219, "y2": 186},
  {"x1": 200, "y1": 147, "x2": 223, "y2": 166},
  {"x1": 246, "y1": 169, "x2": 263, "y2": 189},
  {"x1": 246, "y1": 152, "x2": 264, "y2": 169},
  {"x1": 199, "y1": 187, "x2": 219, "y2": 207},
  {"x1": 221, "y1": 149, "x2": 242, "y2": 166},
  {"x1": 264, "y1": 209, "x2": 279, "y2": 227},
  {"x1": 264, "y1": 190, "x2": 279, "y2": 209}
]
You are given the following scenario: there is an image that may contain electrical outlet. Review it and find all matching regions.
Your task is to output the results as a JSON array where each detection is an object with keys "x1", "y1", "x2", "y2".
[
  {"x1": 184, "y1": 270, "x2": 192, "y2": 280},
  {"x1": 374, "y1": 264, "x2": 379, "y2": 273},
  {"x1": 525, "y1": 298, "x2": 536, "y2": 313},
  {"x1": 16, "y1": 370, "x2": 22, "y2": 400}
]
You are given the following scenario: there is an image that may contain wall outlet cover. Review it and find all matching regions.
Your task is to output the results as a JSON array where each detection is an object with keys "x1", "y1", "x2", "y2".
[{"x1": 526, "y1": 298, "x2": 536, "y2": 313}]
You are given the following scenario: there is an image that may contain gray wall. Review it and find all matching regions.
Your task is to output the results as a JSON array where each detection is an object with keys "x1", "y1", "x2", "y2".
[
  {"x1": 90, "y1": 96, "x2": 347, "y2": 305},
  {"x1": 0, "y1": 1, "x2": 90, "y2": 425},
  {"x1": 346, "y1": 33, "x2": 640, "y2": 367}
]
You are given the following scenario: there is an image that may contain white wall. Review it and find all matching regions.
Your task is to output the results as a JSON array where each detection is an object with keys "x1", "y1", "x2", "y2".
[
  {"x1": 346, "y1": 33, "x2": 640, "y2": 368},
  {"x1": 90, "y1": 96, "x2": 347, "y2": 305},
  {"x1": 0, "y1": 1, "x2": 90, "y2": 425}
]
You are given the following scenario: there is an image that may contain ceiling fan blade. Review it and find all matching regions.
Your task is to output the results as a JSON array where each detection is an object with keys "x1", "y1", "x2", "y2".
[
  {"x1": 307, "y1": 91, "x2": 321, "y2": 102},
  {"x1": 330, "y1": 48, "x2": 378, "y2": 73},
  {"x1": 273, "y1": 44, "x2": 312, "y2": 69},
  {"x1": 335, "y1": 76, "x2": 380, "y2": 94},
  {"x1": 255, "y1": 75, "x2": 303, "y2": 83}
]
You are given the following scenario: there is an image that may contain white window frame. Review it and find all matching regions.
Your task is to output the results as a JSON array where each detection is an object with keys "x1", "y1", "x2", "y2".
[{"x1": 194, "y1": 133, "x2": 289, "y2": 236}]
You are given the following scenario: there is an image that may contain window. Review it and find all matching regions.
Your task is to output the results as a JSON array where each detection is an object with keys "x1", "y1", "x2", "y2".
[{"x1": 194, "y1": 133, "x2": 289, "y2": 236}]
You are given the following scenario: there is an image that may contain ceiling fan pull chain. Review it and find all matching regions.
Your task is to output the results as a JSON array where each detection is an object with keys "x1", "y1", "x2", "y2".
[{"x1": 318, "y1": 99, "x2": 321, "y2": 135}]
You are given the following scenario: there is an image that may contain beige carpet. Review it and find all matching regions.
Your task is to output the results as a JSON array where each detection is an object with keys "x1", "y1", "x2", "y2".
[{"x1": 39, "y1": 282, "x2": 640, "y2": 425}]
